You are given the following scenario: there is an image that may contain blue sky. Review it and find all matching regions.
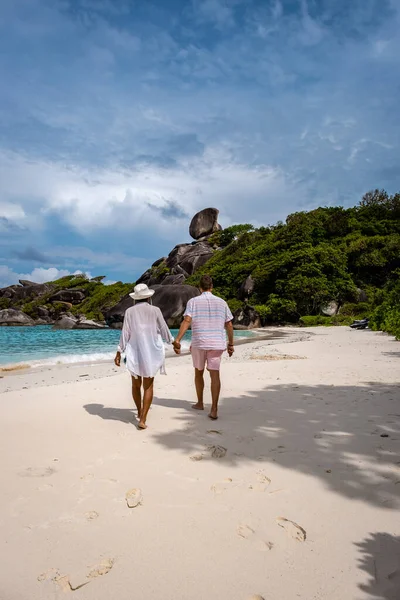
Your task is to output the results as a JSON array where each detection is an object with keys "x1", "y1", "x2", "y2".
[{"x1": 1, "y1": 0, "x2": 399, "y2": 286}]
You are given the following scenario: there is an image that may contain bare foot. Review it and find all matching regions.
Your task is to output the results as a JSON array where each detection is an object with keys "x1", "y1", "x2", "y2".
[
  {"x1": 138, "y1": 422, "x2": 147, "y2": 430},
  {"x1": 192, "y1": 403, "x2": 204, "y2": 411},
  {"x1": 208, "y1": 411, "x2": 218, "y2": 420}
]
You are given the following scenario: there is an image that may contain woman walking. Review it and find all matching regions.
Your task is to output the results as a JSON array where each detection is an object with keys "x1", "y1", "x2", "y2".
[{"x1": 114, "y1": 284, "x2": 173, "y2": 429}]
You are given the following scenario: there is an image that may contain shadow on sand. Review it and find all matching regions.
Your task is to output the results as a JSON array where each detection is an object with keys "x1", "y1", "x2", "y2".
[
  {"x1": 356, "y1": 532, "x2": 400, "y2": 599},
  {"x1": 151, "y1": 382, "x2": 400, "y2": 510},
  {"x1": 83, "y1": 403, "x2": 136, "y2": 425},
  {"x1": 85, "y1": 382, "x2": 400, "y2": 510}
]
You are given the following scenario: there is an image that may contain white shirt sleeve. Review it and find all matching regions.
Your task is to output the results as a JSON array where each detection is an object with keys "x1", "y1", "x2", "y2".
[
  {"x1": 184, "y1": 298, "x2": 194, "y2": 318},
  {"x1": 117, "y1": 310, "x2": 131, "y2": 352},
  {"x1": 156, "y1": 307, "x2": 173, "y2": 343}
]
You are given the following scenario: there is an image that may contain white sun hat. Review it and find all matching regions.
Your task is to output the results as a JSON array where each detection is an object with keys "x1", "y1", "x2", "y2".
[{"x1": 129, "y1": 283, "x2": 155, "y2": 300}]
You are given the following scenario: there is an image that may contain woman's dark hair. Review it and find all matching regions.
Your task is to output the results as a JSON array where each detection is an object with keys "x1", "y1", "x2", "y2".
[{"x1": 200, "y1": 275, "x2": 213, "y2": 291}]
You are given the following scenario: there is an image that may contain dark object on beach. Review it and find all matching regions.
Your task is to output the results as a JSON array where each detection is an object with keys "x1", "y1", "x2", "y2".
[
  {"x1": 350, "y1": 318, "x2": 369, "y2": 329},
  {"x1": 232, "y1": 305, "x2": 261, "y2": 330},
  {"x1": 380, "y1": 433, "x2": 389, "y2": 438}
]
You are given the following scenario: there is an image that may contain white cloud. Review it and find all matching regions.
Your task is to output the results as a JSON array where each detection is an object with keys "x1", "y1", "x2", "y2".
[
  {"x1": 0, "y1": 266, "x2": 92, "y2": 288},
  {"x1": 0, "y1": 147, "x2": 312, "y2": 237}
]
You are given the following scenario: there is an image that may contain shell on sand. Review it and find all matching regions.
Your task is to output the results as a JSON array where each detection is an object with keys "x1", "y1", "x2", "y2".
[{"x1": 125, "y1": 488, "x2": 142, "y2": 508}]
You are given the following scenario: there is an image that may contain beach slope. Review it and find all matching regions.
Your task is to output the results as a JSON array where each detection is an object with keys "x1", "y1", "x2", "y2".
[{"x1": 0, "y1": 327, "x2": 399, "y2": 600}]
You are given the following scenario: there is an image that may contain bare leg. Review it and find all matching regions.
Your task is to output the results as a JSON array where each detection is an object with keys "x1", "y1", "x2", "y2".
[
  {"x1": 209, "y1": 370, "x2": 221, "y2": 419},
  {"x1": 138, "y1": 377, "x2": 154, "y2": 429},
  {"x1": 193, "y1": 369, "x2": 205, "y2": 410},
  {"x1": 131, "y1": 376, "x2": 142, "y2": 419}
]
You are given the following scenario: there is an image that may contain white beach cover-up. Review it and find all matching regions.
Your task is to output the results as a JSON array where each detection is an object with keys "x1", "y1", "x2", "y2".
[{"x1": 117, "y1": 303, "x2": 173, "y2": 378}]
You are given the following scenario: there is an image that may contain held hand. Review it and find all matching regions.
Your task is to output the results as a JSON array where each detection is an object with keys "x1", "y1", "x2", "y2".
[
  {"x1": 227, "y1": 343, "x2": 234, "y2": 357},
  {"x1": 173, "y1": 340, "x2": 181, "y2": 355},
  {"x1": 114, "y1": 352, "x2": 121, "y2": 367}
]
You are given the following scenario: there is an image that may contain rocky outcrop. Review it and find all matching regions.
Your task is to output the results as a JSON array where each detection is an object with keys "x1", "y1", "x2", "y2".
[
  {"x1": 137, "y1": 240, "x2": 215, "y2": 287},
  {"x1": 53, "y1": 314, "x2": 77, "y2": 329},
  {"x1": 49, "y1": 289, "x2": 86, "y2": 304},
  {"x1": 232, "y1": 305, "x2": 261, "y2": 329},
  {"x1": 53, "y1": 314, "x2": 106, "y2": 329},
  {"x1": 0, "y1": 309, "x2": 35, "y2": 326},
  {"x1": 105, "y1": 284, "x2": 201, "y2": 329},
  {"x1": 321, "y1": 301, "x2": 339, "y2": 317},
  {"x1": 74, "y1": 319, "x2": 106, "y2": 329},
  {"x1": 0, "y1": 282, "x2": 53, "y2": 302},
  {"x1": 356, "y1": 288, "x2": 368, "y2": 303},
  {"x1": 238, "y1": 275, "x2": 255, "y2": 302},
  {"x1": 189, "y1": 208, "x2": 221, "y2": 240}
]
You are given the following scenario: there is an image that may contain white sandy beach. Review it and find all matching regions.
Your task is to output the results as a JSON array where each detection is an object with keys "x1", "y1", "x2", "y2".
[{"x1": 0, "y1": 326, "x2": 399, "y2": 600}]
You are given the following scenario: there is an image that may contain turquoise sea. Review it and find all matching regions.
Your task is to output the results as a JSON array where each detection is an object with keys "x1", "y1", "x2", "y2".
[{"x1": 0, "y1": 326, "x2": 255, "y2": 367}]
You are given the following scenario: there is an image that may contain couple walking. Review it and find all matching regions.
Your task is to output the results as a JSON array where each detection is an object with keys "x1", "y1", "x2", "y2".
[{"x1": 114, "y1": 275, "x2": 234, "y2": 429}]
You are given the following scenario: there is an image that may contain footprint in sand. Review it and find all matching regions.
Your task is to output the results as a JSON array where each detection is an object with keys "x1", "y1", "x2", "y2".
[
  {"x1": 125, "y1": 488, "x2": 142, "y2": 508},
  {"x1": 190, "y1": 453, "x2": 204, "y2": 461},
  {"x1": 208, "y1": 445, "x2": 227, "y2": 458},
  {"x1": 211, "y1": 478, "x2": 235, "y2": 495},
  {"x1": 247, "y1": 596, "x2": 265, "y2": 600},
  {"x1": 276, "y1": 517, "x2": 306, "y2": 542},
  {"x1": 87, "y1": 558, "x2": 114, "y2": 579},
  {"x1": 248, "y1": 471, "x2": 271, "y2": 492},
  {"x1": 85, "y1": 511, "x2": 99, "y2": 521},
  {"x1": 237, "y1": 524, "x2": 273, "y2": 551},
  {"x1": 19, "y1": 467, "x2": 56, "y2": 478},
  {"x1": 38, "y1": 558, "x2": 114, "y2": 592}
]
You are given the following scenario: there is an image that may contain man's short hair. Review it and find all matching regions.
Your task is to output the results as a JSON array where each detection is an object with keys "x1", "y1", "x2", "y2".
[{"x1": 200, "y1": 275, "x2": 213, "y2": 291}]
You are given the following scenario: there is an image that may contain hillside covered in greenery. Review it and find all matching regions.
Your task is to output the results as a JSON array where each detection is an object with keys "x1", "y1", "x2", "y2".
[
  {"x1": 1, "y1": 189, "x2": 399, "y2": 339},
  {"x1": 188, "y1": 189, "x2": 400, "y2": 339},
  {"x1": 0, "y1": 275, "x2": 134, "y2": 323}
]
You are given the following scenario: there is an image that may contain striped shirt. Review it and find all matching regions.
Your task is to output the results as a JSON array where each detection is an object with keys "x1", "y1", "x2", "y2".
[{"x1": 184, "y1": 292, "x2": 233, "y2": 350}]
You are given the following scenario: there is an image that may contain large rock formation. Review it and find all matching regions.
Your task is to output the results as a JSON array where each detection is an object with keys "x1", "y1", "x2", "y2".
[
  {"x1": 52, "y1": 314, "x2": 106, "y2": 329},
  {"x1": 0, "y1": 282, "x2": 54, "y2": 302},
  {"x1": 0, "y1": 309, "x2": 35, "y2": 326},
  {"x1": 232, "y1": 305, "x2": 261, "y2": 330},
  {"x1": 105, "y1": 284, "x2": 201, "y2": 329},
  {"x1": 320, "y1": 301, "x2": 339, "y2": 317},
  {"x1": 136, "y1": 239, "x2": 215, "y2": 288},
  {"x1": 189, "y1": 208, "x2": 221, "y2": 240},
  {"x1": 238, "y1": 275, "x2": 255, "y2": 302},
  {"x1": 52, "y1": 314, "x2": 77, "y2": 329},
  {"x1": 49, "y1": 289, "x2": 86, "y2": 304},
  {"x1": 0, "y1": 208, "x2": 222, "y2": 327}
]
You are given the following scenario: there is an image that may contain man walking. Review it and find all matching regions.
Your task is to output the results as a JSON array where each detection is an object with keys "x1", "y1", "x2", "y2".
[{"x1": 173, "y1": 275, "x2": 234, "y2": 420}]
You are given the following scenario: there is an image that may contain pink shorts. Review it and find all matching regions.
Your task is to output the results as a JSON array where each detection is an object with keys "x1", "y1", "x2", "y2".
[{"x1": 191, "y1": 348, "x2": 224, "y2": 371}]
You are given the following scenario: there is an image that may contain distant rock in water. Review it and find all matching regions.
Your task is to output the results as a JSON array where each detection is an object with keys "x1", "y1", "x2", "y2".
[
  {"x1": 0, "y1": 309, "x2": 35, "y2": 327},
  {"x1": 52, "y1": 314, "x2": 77, "y2": 330},
  {"x1": 105, "y1": 284, "x2": 200, "y2": 329},
  {"x1": 52, "y1": 314, "x2": 106, "y2": 330},
  {"x1": 74, "y1": 319, "x2": 106, "y2": 330},
  {"x1": 189, "y1": 208, "x2": 221, "y2": 240}
]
